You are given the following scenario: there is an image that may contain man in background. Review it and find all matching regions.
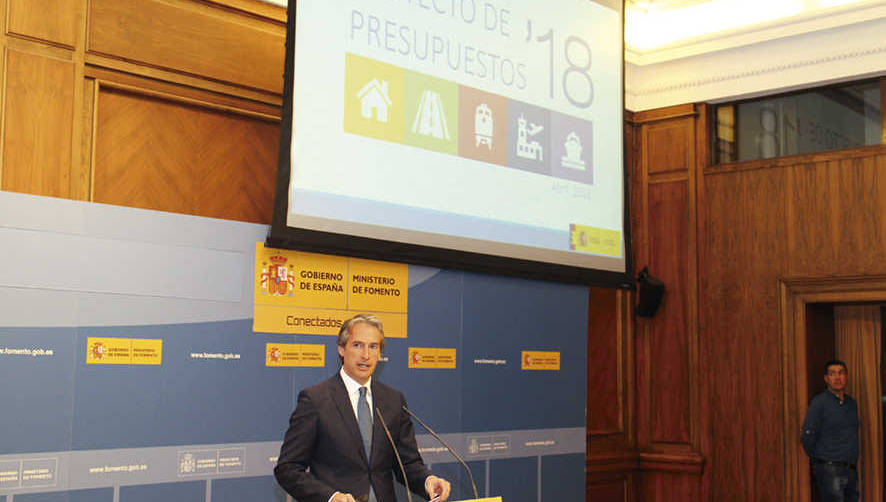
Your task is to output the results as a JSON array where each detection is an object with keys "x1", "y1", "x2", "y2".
[
  {"x1": 275, "y1": 313, "x2": 451, "y2": 502},
  {"x1": 801, "y1": 359, "x2": 859, "y2": 502}
]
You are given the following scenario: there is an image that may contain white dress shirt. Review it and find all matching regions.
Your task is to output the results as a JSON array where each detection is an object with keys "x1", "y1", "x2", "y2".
[{"x1": 340, "y1": 367, "x2": 373, "y2": 422}]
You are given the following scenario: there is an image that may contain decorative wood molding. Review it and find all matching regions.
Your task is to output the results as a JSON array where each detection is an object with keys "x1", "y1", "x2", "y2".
[
  {"x1": 638, "y1": 451, "x2": 705, "y2": 474},
  {"x1": 779, "y1": 275, "x2": 886, "y2": 502},
  {"x1": 631, "y1": 104, "x2": 697, "y2": 125},
  {"x1": 705, "y1": 144, "x2": 886, "y2": 176},
  {"x1": 86, "y1": 66, "x2": 281, "y2": 120},
  {"x1": 84, "y1": 54, "x2": 283, "y2": 107},
  {"x1": 203, "y1": 0, "x2": 286, "y2": 21},
  {"x1": 588, "y1": 452, "x2": 641, "y2": 473}
]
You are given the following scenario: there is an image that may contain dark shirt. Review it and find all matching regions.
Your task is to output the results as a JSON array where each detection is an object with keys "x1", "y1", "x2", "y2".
[{"x1": 801, "y1": 390, "x2": 859, "y2": 463}]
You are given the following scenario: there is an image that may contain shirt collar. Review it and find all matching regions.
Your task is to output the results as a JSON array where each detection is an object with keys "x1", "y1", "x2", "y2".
[
  {"x1": 826, "y1": 389, "x2": 850, "y2": 402},
  {"x1": 340, "y1": 367, "x2": 372, "y2": 396}
]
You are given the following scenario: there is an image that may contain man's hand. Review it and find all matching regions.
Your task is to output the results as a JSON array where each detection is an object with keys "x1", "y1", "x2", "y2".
[
  {"x1": 329, "y1": 492, "x2": 359, "y2": 502},
  {"x1": 425, "y1": 475, "x2": 451, "y2": 502}
]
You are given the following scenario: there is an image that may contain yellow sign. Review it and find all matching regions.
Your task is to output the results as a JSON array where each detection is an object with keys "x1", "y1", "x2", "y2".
[
  {"x1": 86, "y1": 337, "x2": 163, "y2": 365},
  {"x1": 255, "y1": 246, "x2": 348, "y2": 308},
  {"x1": 452, "y1": 498, "x2": 502, "y2": 502},
  {"x1": 569, "y1": 224, "x2": 621, "y2": 257},
  {"x1": 254, "y1": 243, "x2": 409, "y2": 336},
  {"x1": 348, "y1": 257, "x2": 408, "y2": 313},
  {"x1": 265, "y1": 343, "x2": 326, "y2": 367},
  {"x1": 408, "y1": 347, "x2": 457, "y2": 369},
  {"x1": 254, "y1": 306, "x2": 407, "y2": 338},
  {"x1": 521, "y1": 351, "x2": 560, "y2": 371}
]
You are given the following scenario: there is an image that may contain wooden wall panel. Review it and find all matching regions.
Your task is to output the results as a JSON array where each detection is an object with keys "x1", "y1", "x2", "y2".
[
  {"x1": 92, "y1": 87, "x2": 278, "y2": 224},
  {"x1": 630, "y1": 104, "x2": 701, "y2": 502},
  {"x1": 2, "y1": 49, "x2": 74, "y2": 197},
  {"x1": 646, "y1": 119, "x2": 693, "y2": 175},
  {"x1": 788, "y1": 155, "x2": 886, "y2": 277},
  {"x1": 88, "y1": 0, "x2": 285, "y2": 93},
  {"x1": 646, "y1": 181, "x2": 690, "y2": 444},
  {"x1": 588, "y1": 477, "x2": 628, "y2": 502},
  {"x1": 8, "y1": 0, "x2": 79, "y2": 47},
  {"x1": 638, "y1": 471, "x2": 699, "y2": 502},
  {"x1": 702, "y1": 166, "x2": 788, "y2": 502},
  {"x1": 634, "y1": 105, "x2": 697, "y2": 452},
  {"x1": 588, "y1": 287, "x2": 622, "y2": 434},
  {"x1": 631, "y1": 100, "x2": 886, "y2": 502}
]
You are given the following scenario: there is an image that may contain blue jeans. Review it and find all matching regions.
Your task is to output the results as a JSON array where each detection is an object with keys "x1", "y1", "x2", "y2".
[{"x1": 814, "y1": 462, "x2": 859, "y2": 502}]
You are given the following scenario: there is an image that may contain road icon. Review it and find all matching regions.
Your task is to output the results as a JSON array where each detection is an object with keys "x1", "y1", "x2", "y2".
[{"x1": 412, "y1": 90, "x2": 450, "y2": 140}]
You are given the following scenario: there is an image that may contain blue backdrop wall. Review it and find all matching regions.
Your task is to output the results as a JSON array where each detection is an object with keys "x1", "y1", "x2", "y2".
[{"x1": 0, "y1": 192, "x2": 587, "y2": 502}]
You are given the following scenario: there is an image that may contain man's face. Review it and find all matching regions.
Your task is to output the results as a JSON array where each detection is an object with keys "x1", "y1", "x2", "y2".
[
  {"x1": 824, "y1": 364, "x2": 848, "y2": 393},
  {"x1": 338, "y1": 322, "x2": 382, "y2": 385}
]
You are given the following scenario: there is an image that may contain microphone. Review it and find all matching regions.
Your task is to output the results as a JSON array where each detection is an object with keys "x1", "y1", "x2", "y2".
[
  {"x1": 375, "y1": 407, "x2": 413, "y2": 502},
  {"x1": 402, "y1": 405, "x2": 479, "y2": 500}
]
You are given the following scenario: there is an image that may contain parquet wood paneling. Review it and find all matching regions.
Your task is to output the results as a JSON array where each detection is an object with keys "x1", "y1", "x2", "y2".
[
  {"x1": 647, "y1": 181, "x2": 690, "y2": 444},
  {"x1": 702, "y1": 167, "x2": 788, "y2": 502},
  {"x1": 88, "y1": 0, "x2": 285, "y2": 93},
  {"x1": 8, "y1": 0, "x2": 78, "y2": 47},
  {"x1": 92, "y1": 87, "x2": 278, "y2": 224},
  {"x1": 2, "y1": 49, "x2": 74, "y2": 197}
]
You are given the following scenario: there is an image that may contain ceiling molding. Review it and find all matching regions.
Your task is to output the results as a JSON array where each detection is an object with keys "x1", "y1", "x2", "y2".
[
  {"x1": 626, "y1": 0, "x2": 886, "y2": 65},
  {"x1": 626, "y1": 13, "x2": 886, "y2": 111}
]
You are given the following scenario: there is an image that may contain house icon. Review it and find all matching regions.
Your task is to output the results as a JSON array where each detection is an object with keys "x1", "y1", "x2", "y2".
[{"x1": 357, "y1": 78, "x2": 392, "y2": 123}]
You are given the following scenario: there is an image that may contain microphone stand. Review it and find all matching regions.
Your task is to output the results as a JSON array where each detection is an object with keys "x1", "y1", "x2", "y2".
[
  {"x1": 402, "y1": 405, "x2": 479, "y2": 500},
  {"x1": 375, "y1": 407, "x2": 413, "y2": 502}
]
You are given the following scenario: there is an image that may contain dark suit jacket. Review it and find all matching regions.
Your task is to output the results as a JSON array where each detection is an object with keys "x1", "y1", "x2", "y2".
[{"x1": 275, "y1": 374, "x2": 431, "y2": 502}]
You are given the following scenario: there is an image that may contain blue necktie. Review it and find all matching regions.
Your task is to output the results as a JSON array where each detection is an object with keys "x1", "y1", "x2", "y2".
[
  {"x1": 358, "y1": 387, "x2": 377, "y2": 502},
  {"x1": 357, "y1": 387, "x2": 373, "y2": 459}
]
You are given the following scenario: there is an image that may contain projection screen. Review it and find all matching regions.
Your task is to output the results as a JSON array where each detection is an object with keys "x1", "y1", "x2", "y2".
[{"x1": 269, "y1": 0, "x2": 630, "y2": 287}]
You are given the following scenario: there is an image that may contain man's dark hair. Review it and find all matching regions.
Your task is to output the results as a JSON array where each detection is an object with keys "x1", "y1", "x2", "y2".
[{"x1": 824, "y1": 358, "x2": 847, "y2": 374}]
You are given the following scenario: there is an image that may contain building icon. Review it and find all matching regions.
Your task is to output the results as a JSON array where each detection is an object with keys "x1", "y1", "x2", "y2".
[
  {"x1": 357, "y1": 78, "x2": 392, "y2": 123},
  {"x1": 516, "y1": 114, "x2": 543, "y2": 161}
]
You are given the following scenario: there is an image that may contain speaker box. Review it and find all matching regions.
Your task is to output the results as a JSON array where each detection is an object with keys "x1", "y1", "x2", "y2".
[{"x1": 636, "y1": 266, "x2": 664, "y2": 318}]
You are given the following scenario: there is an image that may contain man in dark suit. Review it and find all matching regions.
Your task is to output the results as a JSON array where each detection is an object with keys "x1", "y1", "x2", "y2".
[{"x1": 275, "y1": 314, "x2": 451, "y2": 502}]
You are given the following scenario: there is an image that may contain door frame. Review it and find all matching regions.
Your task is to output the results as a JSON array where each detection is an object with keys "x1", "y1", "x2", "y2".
[{"x1": 780, "y1": 275, "x2": 886, "y2": 502}]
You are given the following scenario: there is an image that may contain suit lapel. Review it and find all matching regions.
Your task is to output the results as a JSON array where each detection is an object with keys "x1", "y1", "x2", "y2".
[{"x1": 330, "y1": 374, "x2": 369, "y2": 465}]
